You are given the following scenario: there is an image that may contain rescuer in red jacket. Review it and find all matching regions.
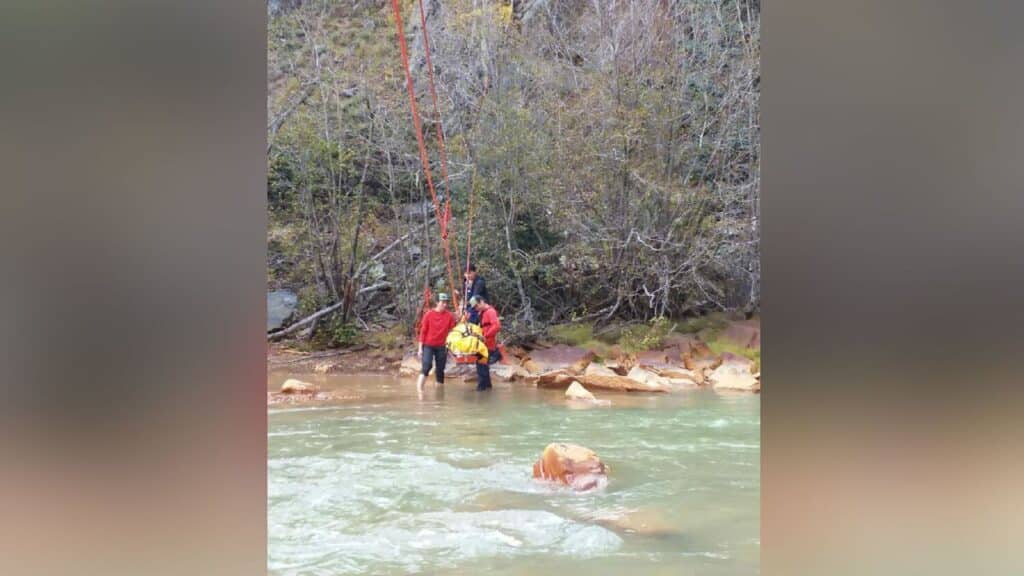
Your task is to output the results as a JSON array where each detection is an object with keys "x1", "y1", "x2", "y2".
[
  {"x1": 468, "y1": 295, "x2": 501, "y2": 391},
  {"x1": 416, "y1": 292, "x2": 456, "y2": 392}
]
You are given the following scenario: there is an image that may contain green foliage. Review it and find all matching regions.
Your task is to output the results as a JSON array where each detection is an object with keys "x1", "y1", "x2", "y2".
[
  {"x1": 548, "y1": 322, "x2": 594, "y2": 346},
  {"x1": 367, "y1": 323, "x2": 407, "y2": 353},
  {"x1": 266, "y1": 0, "x2": 760, "y2": 349},
  {"x1": 620, "y1": 317, "x2": 675, "y2": 353},
  {"x1": 323, "y1": 316, "x2": 360, "y2": 348},
  {"x1": 674, "y1": 312, "x2": 730, "y2": 335},
  {"x1": 296, "y1": 285, "x2": 323, "y2": 317}
]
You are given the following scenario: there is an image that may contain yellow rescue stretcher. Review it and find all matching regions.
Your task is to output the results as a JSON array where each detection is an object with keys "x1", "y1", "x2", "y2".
[{"x1": 445, "y1": 322, "x2": 489, "y2": 364}]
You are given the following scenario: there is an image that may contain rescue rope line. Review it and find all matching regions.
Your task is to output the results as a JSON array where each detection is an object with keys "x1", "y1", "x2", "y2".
[{"x1": 389, "y1": 0, "x2": 459, "y2": 310}]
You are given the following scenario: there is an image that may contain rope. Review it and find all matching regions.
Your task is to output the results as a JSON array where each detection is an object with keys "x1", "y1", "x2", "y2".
[
  {"x1": 414, "y1": 0, "x2": 462, "y2": 281},
  {"x1": 389, "y1": 0, "x2": 459, "y2": 310}
]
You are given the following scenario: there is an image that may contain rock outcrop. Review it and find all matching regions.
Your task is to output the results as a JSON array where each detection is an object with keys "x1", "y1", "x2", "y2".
[
  {"x1": 532, "y1": 443, "x2": 608, "y2": 491},
  {"x1": 267, "y1": 290, "x2": 298, "y2": 332},
  {"x1": 708, "y1": 352, "x2": 759, "y2": 392},
  {"x1": 536, "y1": 369, "x2": 576, "y2": 388},
  {"x1": 648, "y1": 366, "x2": 701, "y2": 389},
  {"x1": 578, "y1": 373, "x2": 670, "y2": 393},
  {"x1": 721, "y1": 319, "x2": 761, "y2": 350},
  {"x1": 583, "y1": 363, "x2": 619, "y2": 377},
  {"x1": 492, "y1": 363, "x2": 530, "y2": 382},
  {"x1": 523, "y1": 345, "x2": 595, "y2": 375},
  {"x1": 626, "y1": 366, "x2": 671, "y2": 388}
]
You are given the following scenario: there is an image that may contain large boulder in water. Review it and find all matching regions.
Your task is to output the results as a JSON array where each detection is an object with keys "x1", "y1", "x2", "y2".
[
  {"x1": 565, "y1": 381, "x2": 596, "y2": 401},
  {"x1": 579, "y1": 373, "x2": 670, "y2": 393},
  {"x1": 398, "y1": 355, "x2": 421, "y2": 377},
  {"x1": 523, "y1": 345, "x2": 595, "y2": 374},
  {"x1": 564, "y1": 382, "x2": 611, "y2": 408},
  {"x1": 627, "y1": 366, "x2": 671, "y2": 388},
  {"x1": 536, "y1": 370, "x2": 576, "y2": 388},
  {"x1": 650, "y1": 367, "x2": 701, "y2": 389},
  {"x1": 491, "y1": 363, "x2": 530, "y2": 382},
  {"x1": 267, "y1": 290, "x2": 299, "y2": 332},
  {"x1": 532, "y1": 443, "x2": 608, "y2": 491}
]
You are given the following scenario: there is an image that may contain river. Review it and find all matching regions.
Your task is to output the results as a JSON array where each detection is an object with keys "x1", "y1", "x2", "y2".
[{"x1": 268, "y1": 373, "x2": 760, "y2": 575}]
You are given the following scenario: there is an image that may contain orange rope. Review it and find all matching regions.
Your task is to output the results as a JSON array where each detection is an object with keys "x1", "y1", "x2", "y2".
[
  {"x1": 389, "y1": 0, "x2": 459, "y2": 310},
  {"x1": 414, "y1": 0, "x2": 462, "y2": 282}
]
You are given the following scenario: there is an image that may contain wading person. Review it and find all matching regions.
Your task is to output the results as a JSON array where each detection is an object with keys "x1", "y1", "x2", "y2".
[
  {"x1": 469, "y1": 295, "x2": 501, "y2": 391},
  {"x1": 416, "y1": 293, "x2": 456, "y2": 392},
  {"x1": 463, "y1": 264, "x2": 488, "y2": 325}
]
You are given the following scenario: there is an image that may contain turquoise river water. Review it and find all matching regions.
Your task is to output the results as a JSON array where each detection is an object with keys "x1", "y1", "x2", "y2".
[{"x1": 268, "y1": 373, "x2": 759, "y2": 575}]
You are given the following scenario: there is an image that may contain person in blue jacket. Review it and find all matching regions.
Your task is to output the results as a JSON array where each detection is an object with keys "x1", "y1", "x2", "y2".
[{"x1": 462, "y1": 263, "x2": 488, "y2": 325}]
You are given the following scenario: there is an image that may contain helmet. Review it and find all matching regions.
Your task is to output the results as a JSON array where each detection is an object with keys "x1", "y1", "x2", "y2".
[{"x1": 437, "y1": 292, "x2": 450, "y2": 302}]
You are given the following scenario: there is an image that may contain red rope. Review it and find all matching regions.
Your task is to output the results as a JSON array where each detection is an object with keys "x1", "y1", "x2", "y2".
[
  {"x1": 414, "y1": 0, "x2": 467, "y2": 295},
  {"x1": 389, "y1": 0, "x2": 459, "y2": 310}
]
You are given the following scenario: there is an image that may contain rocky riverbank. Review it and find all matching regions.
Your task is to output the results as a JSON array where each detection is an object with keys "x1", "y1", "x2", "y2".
[{"x1": 268, "y1": 318, "x2": 760, "y2": 406}]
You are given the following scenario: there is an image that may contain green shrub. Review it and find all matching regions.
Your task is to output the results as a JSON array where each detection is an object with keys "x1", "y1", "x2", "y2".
[
  {"x1": 368, "y1": 323, "x2": 406, "y2": 352},
  {"x1": 674, "y1": 312, "x2": 729, "y2": 335},
  {"x1": 620, "y1": 317, "x2": 675, "y2": 353},
  {"x1": 548, "y1": 322, "x2": 595, "y2": 346},
  {"x1": 320, "y1": 315, "x2": 360, "y2": 348}
]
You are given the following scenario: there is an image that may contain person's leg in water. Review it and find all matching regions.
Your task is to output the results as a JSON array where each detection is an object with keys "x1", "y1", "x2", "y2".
[
  {"x1": 475, "y1": 355, "x2": 492, "y2": 390},
  {"x1": 434, "y1": 346, "x2": 447, "y2": 385},
  {"x1": 417, "y1": 346, "x2": 435, "y2": 392}
]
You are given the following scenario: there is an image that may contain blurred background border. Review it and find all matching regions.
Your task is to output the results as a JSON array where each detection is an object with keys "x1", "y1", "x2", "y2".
[{"x1": 1, "y1": 1, "x2": 1021, "y2": 574}]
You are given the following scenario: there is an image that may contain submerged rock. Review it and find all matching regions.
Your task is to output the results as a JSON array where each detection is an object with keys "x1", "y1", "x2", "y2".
[
  {"x1": 593, "y1": 508, "x2": 680, "y2": 538},
  {"x1": 532, "y1": 443, "x2": 608, "y2": 491}
]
